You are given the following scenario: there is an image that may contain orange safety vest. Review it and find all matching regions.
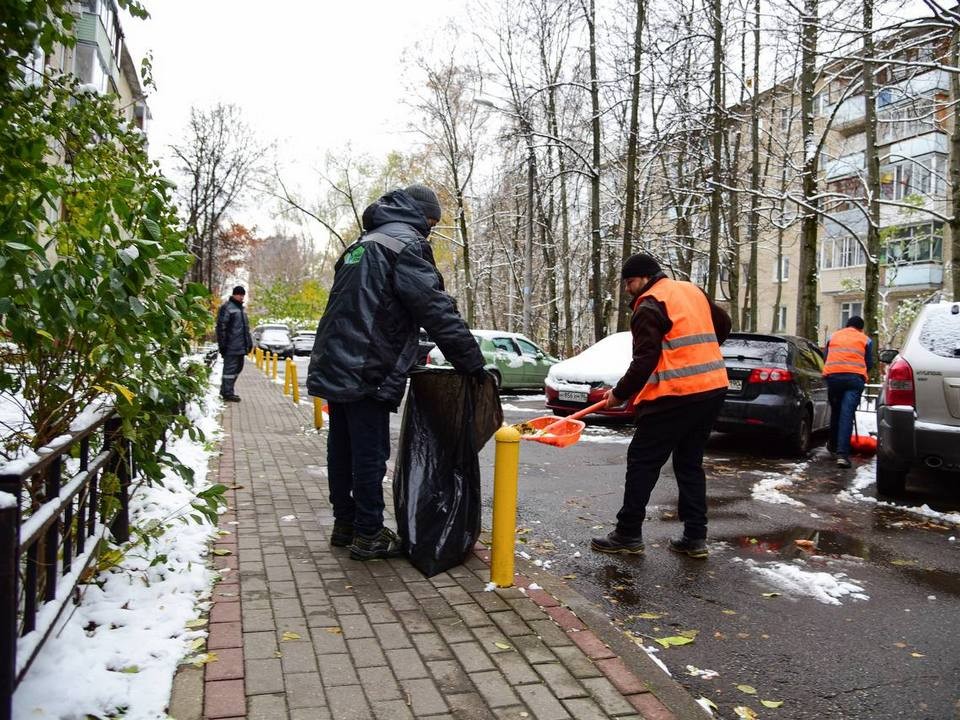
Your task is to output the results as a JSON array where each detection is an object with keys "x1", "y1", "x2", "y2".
[
  {"x1": 630, "y1": 278, "x2": 729, "y2": 405},
  {"x1": 823, "y1": 326, "x2": 868, "y2": 378}
]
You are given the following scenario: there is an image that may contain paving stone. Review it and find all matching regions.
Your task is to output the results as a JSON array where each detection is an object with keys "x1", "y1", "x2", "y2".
[
  {"x1": 247, "y1": 692, "x2": 288, "y2": 720},
  {"x1": 332, "y1": 595, "x2": 363, "y2": 615},
  {"x1": 208, "y1": 621, "x2": 243, "y2": 650},
  {"x1": 210, "y1": 602, "x2": 241, "y2": 623},
  {"x1": 490, "y1": 609, "x2": 536, "y2": 638},
  {"x1": 511, "y1": 635, "x2": 557, "y2": 665},
  {"x1": 533, "y1": 663, "x2": 587, "y2": 699},
  {"x1": 544, "y1": 606, "x2": 586, "y2": 632},
  {"x1": 289, "y1": 709, "x2": 332, "y2": 720},
  {"x1": 279, "y1": 640, "x2": 319, "y2": 674},
  {"x1": 626, "y1": 692, "x2": 678, "y2": 720},
  {"x1": 357, "y1": 666, "x2": 403, "y2": 702},
  {"x1": 492, "y1": 705, "x2": 533, "y2": 719},
  {"x1": 341, "y1": 614, "x2": 375, "y2": 639},
  {"x1": 285, "y1": 671, "x2": 328, "y2": 709},
  {"x1": 581, "y1": 677, "x2": 637, "y2": 716},
  {"x1": 528, "y1": 619, "x2": 574, "y2": 648},
  {"x1": 471, "y1": 590, "x2": 511, "y2": 613},
  {"x1": 372, "y1": 621, "x2": 413, "y2": 650},
  {"x1": 449, "y1": 640, "x2": 497, "y2": 673},
  {"x1": 317, "y1": 652, "x2": 360, "y2": 686},
  {"x1": 491, "y1": 650, "x2": 541, "y2": 685},
  {"x1": 399, "y1": 677, "x2": 448, "y2": 716},
  {"x1": 205, "y1": 647, "x2": 244, "y2": 682},
  {"x1": 551, "y1": 646, "x2": 604, "y2": 679},
  {"x1": 387, "y1": 647, "x2": 429, "y2": 679},
  {"x1": 412, "y1": 632, "x2": 453, "y2": 661},
  {"x1": 347, "y1": 637, "x2": 388, "y2": 667},
  {"x1": 242, "y1": 608, "x2": 277, "y2": 633},
  {"x1": 446, "y1": 692, "x2": 498, "y2": 720},
  {"x1": 594, "y1": 657, "x2": 648, "y2": 695},
  {"x1": 396, "y1": 608, "x2": 433, "y2": 633},
  {"x1": 561, "y1": 697, "x2": 612, "y2": 720},
  {"x1": 245, "y1": 658, "x2": 285, "y2": 695},
  {"x1": 325, "y1": 684, "x2": 374, "y2": 719},
  {"x1": 472, "y1": 625, "x2": 520, "y2": 654},
  {"x1": 204, "y1": 678, "x2": 246, "y2": 718},
  {"x1": 435, "y1": 618, "x2": 475, "y2": 644},
  {"x1": 306, "y1": 609, "x2": 339, "y2": 628},
  {"x1": 514, "y1": 683, "x2": 572, "y2": 720},
  {"x1": 427, "y1": 659, "x2": 475, "y2": 695},
  {"x1": 568, "y1": 630, "x2": 616, "y2": 660},
  {"x1": 437, "y1": 584, "x2": 474, "y2": 605},
  {"x1": 470, "y1": 670, "x2": 522, "y2": 708},
  {"x1": 273, "y1": 598, "x2": 305, "y2": 619},
  {"x1": 418, "y1": 596, "x2": 456, "y2": 619},
  {"x1": 363, "y1": 602, "x2": 397, "y2": 624}
]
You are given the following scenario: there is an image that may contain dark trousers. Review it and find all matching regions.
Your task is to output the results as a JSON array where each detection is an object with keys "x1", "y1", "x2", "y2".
[
  {"x1": 827, "y1": 373, "x2": 865, "y2": 457},
  {"x1": 326, "y1": 398, "x2": 392, "y2": 536},
  {"x1": 220, "y1": 354, "x2": 244, "y2": 397},
  {"x1": 616, "y1": 393, "x2": 725, "y2": 540}
]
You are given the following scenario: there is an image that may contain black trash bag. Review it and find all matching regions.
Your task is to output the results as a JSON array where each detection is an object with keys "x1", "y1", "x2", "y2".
[{"x1": 394, "y1": 368, "x2": 503, "y2": 577}]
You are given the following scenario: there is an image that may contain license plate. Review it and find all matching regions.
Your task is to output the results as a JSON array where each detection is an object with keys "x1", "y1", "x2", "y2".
[
  {"x1": 559, "y1": 390, "x2": 588, "y2": 402},
  {"x1": 728, "y1": 379, "x2": 742, "y2": 391}
]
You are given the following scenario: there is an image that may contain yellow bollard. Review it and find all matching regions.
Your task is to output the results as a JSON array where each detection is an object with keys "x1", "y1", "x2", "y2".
[
  {"x1": 291, "y1": 363, "x2": 300, "y2": 404},
  {"x1": 272, "y1": 353, "x2": 279, "y2": 380},
  {"x1": 313, "y1": 397, "x2": 324, "y2": 429},
  {"x1": 254, "y1": 347, "x2": 261, "y2": 369},
  {"x1": 283, "y1": 358, "x2": 292, "y2": 395},
  {"x1": 490, "y1": 425, "x2": 521, "y2": 587}
]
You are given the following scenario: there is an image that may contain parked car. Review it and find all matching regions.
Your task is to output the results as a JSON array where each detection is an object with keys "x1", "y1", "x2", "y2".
[
  {"x1": 252, "y1": 322, "x2": 290, "y2": 345},
  {"x1": 427, "y1": 330, "x2": 559, "y2": 390},
  {"x1": 292, "y1": 331, "x2": 315, "y2": 356},
  {"x1": 716, "y1": 333, "x2": 830, "y2": 455},
  {"x1": 876, "y1": 301, "x2": 960, "y2": 496},
  {"x1": 417, "y1": 329, "x2": 436, "y2": 365},
  {"x1": 257, "y1": 327, "x2": 294, "y2": 359},
  {"x1": 544, "y1": 332, "x2": 635, "y2": 419}
]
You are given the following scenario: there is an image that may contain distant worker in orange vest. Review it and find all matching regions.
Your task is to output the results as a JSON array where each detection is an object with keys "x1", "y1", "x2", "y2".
[
  {"x1": 592, "y1": 254, "x2": 731, "y2": 559},
  {"x1": 823, "y1": 316, "x2": 872, "y2": 469}
]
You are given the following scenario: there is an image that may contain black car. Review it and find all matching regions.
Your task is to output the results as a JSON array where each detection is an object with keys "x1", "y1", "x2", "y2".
[
  {"x1": 257, "y1": 327, "x2": 295, "y2": 359},
  {"x1": 715, "y1": 333, "x2": 830, "y2": 455}
]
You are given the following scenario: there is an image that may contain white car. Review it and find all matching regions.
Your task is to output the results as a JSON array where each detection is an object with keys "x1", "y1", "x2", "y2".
[{"x1": 876, "y1": 301, "x2": 960, "y2": 495}]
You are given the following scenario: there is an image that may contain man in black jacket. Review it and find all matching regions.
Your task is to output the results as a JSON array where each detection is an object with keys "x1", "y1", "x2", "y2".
[
  {"x1": 592, "y1": 254, "x2": 731, "y2": 559},
  {"x1": 215, "y1": 285, "x2": 253, "y2": 402},
  {"x1": 308, "y1": 184, "x2": 485, "y2": 561}
]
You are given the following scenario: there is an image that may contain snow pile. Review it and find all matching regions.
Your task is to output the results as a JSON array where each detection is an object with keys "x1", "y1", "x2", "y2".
[
  {"x1": 13, "y1": 376, "x2": 224, "y2": 720},
  {"x1": 736, "y1": 558, "x2": 869, "y2": 606},
  {"x1": 837, "y1": 463, "x2": 960, "y2": 527},
  {"x1": 546, "y1": 332, "x2": 632, "y2": 386},
  {"x1": 751, "y1": 474, "x2": 804, "y2": 506}
]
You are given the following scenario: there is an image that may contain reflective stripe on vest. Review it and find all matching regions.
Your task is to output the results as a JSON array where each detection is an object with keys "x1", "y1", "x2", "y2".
[
  {"x1": 823, "y1": 327, "x2": 868, "y2": 378},
  {"x1": 630, "y1": 279, "x2": 729, "y2": 405}
]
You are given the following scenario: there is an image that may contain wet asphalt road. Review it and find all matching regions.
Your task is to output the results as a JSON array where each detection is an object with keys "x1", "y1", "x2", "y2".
[
  {"x1": 478, "y1": 393, "x2": 960, "y2": 720},
  {"x1": 282, "y1": 360, "x2": 960, "y2": 719}
]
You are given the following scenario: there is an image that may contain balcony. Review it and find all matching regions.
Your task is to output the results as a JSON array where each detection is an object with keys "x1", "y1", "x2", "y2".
[
  {"x1": 883, "y1": 262, "x2": 943, "y2": 288},
  {"x1": 831, "y1": 95, "x2": 865, "y2": 135}
]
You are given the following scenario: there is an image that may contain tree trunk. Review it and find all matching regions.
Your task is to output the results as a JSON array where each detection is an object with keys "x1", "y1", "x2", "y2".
[
  {"x1": 453, "y1": 181, "x2": 475, "y2": 326},
  {"x1": 862, "y1": 0, "x2": 881, "y2": 378},
  {"x1": 618, "y1": 0, "x2": 645, "y2": 331},
  {"x1": 951, "y1": 30, "x2": 960, "y2": 302},
  {"x1": 747, "y1": 0, "x2": 761, "y2": 331},
  {"x1": 796, "y1": 0, "x2": 820, "y2": 339},
  {"x1": 586, "y1": 0, "x2": 604, "y2": 341},
  {"x1": 707, "y1": 0, "x2": 723, "y2": 298}
]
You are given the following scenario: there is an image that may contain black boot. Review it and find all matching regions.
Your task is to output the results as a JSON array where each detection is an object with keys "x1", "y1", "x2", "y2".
[
  {"x1": 349, "y1": 527, "x2": 403, "y2": 561},
  {"x1": 668, "y1": 536, "x2": 708, "y2": 559},
  {"x1": 590, "y1": 530, "x2": 644, "y2": 555},
  {"x1": 330, "y1": 522, "x2": 354, "y2": 547}
]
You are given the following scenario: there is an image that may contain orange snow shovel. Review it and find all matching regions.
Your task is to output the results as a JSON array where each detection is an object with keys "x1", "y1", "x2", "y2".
[{"x1": 514, "y1": 399, "x2": 610, "y2": 448}]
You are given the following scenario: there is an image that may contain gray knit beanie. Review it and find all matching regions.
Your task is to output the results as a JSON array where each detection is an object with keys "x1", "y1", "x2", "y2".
[{"x1": 404, "y1": 183, "x2": 442, "y2": 222}]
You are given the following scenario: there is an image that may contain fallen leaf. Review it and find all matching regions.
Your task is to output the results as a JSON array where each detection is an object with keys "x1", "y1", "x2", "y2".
[
  {"x1": 794, "y1": 539, "x2": 816, "y2": 550},
  {"x1": 281, "y1": 631, "x2": 301, "y2": 641},
  {"x1": 119, "y1": 665, "x2": 140, "y2": 673},
  {"x1": 212, "y1": 548, "x2": 232, "y2": 556},
  {"x1": 893, "y1": 642, "x2": 907, "y2": 648},
  {"x1": 635, "y1": 612, "x2": 662, "y2": 620},
  {"x1": 734, "y1": 706, "x2": 758, "y2": 720},
  {"x1": 761, "y1": 699, "x2": 784, "y2": 708},
  {"x1": 494, "y1": 642, "x2": 512, "y2": 650},
  {"x1": 612, "y1": 584, "x2": 629, "y2": 591},
  {"x1": 191, "y1": 652, "x2": 218, "y2": 667},
  {"x1": 891, "y1": 559, "x2": 917, "y2": 566},
  {"x1": 761, "y1": 592, "x2": 781, "y2": 598},
  {"x1": 737, "y1": 684, "x2": 758, "y2": 695},
  {"x1": 185, "y1": 618, "x2": 208, "y2": 629},
  {"x1": 911, "y1": 652, "x2": 925, "y2": 658},
  {"x1": 654, "y1": 635, "x2": 696, "y2": 648},
  {"x1": 562, "y1": 574, "x2": 577, "y2": 580},
  {"x1": 322, "y1": 627, "x2": 343, "y2": 635},
  {"x1": 678, "y1": 629, "x2": 699, "y2": 639},
  {"x1": 699, "y1": 697, "x2": 719, "y2": 711},
  {"x1": 189, "y1": 638, "x2": 206, "y2": 651},
  {"x1": 721, "y1": 609, "x2": 737, "y2": 615},
  {"x1": 273, "y1": 651, "x2": 283, "y2": 658}
]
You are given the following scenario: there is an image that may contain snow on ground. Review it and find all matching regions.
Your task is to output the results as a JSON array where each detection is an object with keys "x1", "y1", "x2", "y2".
[
  {"x1": 500, "y1": 403, "x2": 542, "y2": 414},
  {"x1": 855, "y1": 409, "x2": 877, "y2": 436},
  {"x1": 837, "y1": 462, "x2": 960, "y2": 527},
  {"x1": 734, "y1": 557, "x2": 869, "y2": 605},
  {"x1": 13, "y1": 365, "x2": 225, "y2": 720},
  {"x1": 750, "y1": 462, "x2": 808, "y2": 507}
]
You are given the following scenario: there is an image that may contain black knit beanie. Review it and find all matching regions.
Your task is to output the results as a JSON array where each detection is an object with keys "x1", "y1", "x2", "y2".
[
  {"x1": 404, "y1": 183, "x2": 442, "y2": 222},
  {"x1": 621, "y1": 253, "x2": 661, "y2": 279},
  {"x1": 232, "y1": 285, "x2": 246, "y2": 295}
]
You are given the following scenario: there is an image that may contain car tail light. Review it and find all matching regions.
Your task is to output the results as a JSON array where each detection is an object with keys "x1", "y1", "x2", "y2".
[
  {"x1": 746, "y1": 368, "x2": 794, "y2": 383},
  {"x1": 885, "y1": 356, "x2": 915, "y2": 407}
]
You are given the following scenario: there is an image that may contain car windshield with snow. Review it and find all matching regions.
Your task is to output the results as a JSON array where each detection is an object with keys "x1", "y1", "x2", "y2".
[{"x1": 544, "y1": 332, "x2": 634, "y2": 419}]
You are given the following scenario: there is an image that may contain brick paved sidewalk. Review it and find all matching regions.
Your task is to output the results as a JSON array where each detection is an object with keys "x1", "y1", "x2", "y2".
[{"x1": 170, "y1": 360, "x2": 705, "y2": 720}]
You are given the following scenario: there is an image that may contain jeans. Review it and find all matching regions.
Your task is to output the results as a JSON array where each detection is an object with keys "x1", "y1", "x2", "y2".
[
  {"x1": 326, "y1": 398, "x2": 392, "y2": 536},
  {"x1": 616, "y1": 393, "x2": 725, "y2": 540},
  {"x1": 827, "y1": 373, "x2": 865, "y2": 457},
  {"x1": 220, "y1": 354, "x2": 244, "y2": 397}
]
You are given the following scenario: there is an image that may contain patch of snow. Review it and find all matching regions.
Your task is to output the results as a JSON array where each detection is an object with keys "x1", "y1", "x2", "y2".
[
  {"x1": 484, "y1": 582, "x2": 497, "y2": 592},
  {"x1": 737, "y1": 558, "x2": 869, "y2": 605},
  {"x1": 0, "y1": 491, "x2": 15, "y2": 509},
  {"x1": 13, "y1": 373, "x2": 224, "y2": 720},
  {"x1": 500, "y1": 404, "x2": 541, "y2": 414},
  {"x1": 69, "y1": 397, "x2": 114, "y2": 432},
  {"x1": 686, "y1": 665, "x2": 720, "y2": 679},
  {"x1": 640, "y1": 643, "x2": 671, "y2": 675},
  {"x1": 546, "y1": 332, "x2": 632, "y2": 386},
  {"x1": 527, "y1": 582, "x2": 542, "y2": 591},
  {"x1": 855, "y1": 409, "x2": 877, "y2": 436},
  {"x1": 36, "y1": 434, "x2": 71, "y2": 455},
  {"x1": 751, "y1": 474, "x2": 804, "y2": 506},
  {"x1": 695, "y1": 696, "x2": 717, "y2": 716},
  {"x1": 280, "y1": 515, "x2": 297, "y2": 522},
  {"x1": 838, "y1": 463, "x2": 960, "y2": 526},
  {"x1": 578, "y1": 432, "x2": 631, "y2": 445}
]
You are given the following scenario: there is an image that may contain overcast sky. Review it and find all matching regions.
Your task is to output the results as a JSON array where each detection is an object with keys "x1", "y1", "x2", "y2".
[{"x1": 123, "y1": 0, "x2": 472, "y2": 232}]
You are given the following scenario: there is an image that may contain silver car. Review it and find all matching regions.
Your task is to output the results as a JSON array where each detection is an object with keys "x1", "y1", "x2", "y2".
[{"x1": 876, "y1": 301, "x2": 960, "y2": 495}]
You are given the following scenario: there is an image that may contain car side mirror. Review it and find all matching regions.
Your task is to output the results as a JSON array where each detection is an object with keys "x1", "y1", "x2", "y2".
[{"x1": 878, "y1": 348, "x2": 898, "y2": 364}]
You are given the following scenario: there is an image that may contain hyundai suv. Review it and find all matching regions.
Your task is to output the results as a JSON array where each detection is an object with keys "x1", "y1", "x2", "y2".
[{"x1": 876, "y1": 301, "x2": 960, "y2": 496}]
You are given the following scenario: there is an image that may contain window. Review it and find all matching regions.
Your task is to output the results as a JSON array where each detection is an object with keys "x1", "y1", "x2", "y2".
[
  {"x1": 821, "y1": 236, "x2": 866, "y2": 269},
  {"x1": 826, "y1": 175, "x2": 863, "y2": 212},
  {"x1": 877, "y1": 98, "x2": 940, "y2": 144},
  {"x1": 773, "y1": 305, "x2": 787, "y2": 332},
  {"x1": 515, "y1": 338, "x2": 541, "y2": 357},
  {"x1": 73, "y1": 43, "x2": 109, "y2": 93},
  {"x1": 840, "y1": 302, "x2": 863, "y2": 327},
  {"x1": 884, "y1": 222, "x2": 944, "y2": 265},
  {"x1": 880, "y1": 154, "x2": 946, "y2": 201},
  {"x1": 491, "y1": 337, "x2": 520, "y2": 355},
  {"x1": 773, "y1": 256, "x2": 789, "y2": 282},
  {"x1": 21, "y1": 44, "x2": 44, "y2": 87},
  {"x1": 779, "y1": 106, "x2": 791, "y2": 132}
]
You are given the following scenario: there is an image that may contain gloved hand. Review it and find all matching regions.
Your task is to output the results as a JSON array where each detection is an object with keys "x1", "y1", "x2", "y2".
[{"x1": 470, "y1": 366, "x2": 491, "y2": 383}]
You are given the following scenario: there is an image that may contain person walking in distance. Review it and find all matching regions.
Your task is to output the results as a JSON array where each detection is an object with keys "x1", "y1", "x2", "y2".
[
  {"x1": 307, "y1": 184, "x2": 485, "y2": 561},
  {"x1": 591, "y1": 254, "x2": 731, "y2": 559},
  {"x1": 216, "y1": 285, "x2": 253, "y2": 402},
  {"x1": 823, "y1": 316, "x2": 872, "y2": 469}
]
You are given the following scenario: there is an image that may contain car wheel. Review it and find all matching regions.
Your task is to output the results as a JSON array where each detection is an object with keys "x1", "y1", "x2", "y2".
[
  {"x1": 876, "y1": 456, "x2": 907, "y2": 497},
  {"x1": 787, "y1": 408, "x2": 812, "y2": 457}
]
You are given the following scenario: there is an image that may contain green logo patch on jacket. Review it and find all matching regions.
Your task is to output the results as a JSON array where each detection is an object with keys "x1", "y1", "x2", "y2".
[{"x1": 344, "y1": 245, "x2": 366, "y2": 265}]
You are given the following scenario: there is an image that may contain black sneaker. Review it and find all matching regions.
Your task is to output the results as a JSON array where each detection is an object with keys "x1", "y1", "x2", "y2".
[
  {"x1": 349, "y1": 527, "x2": 403, "y2": 561},
  {"x1": 669, "y1": 536, "x2": 708, "y2": 558},
  {"x1": 590, "y1": 530, "x2": 644, "y2": 555},
  {"x1": 836, "y1": 455, "x2": 852, "y2": 469},
  {"x1": 330, "y1": 522, "x2": 354, "y2": 547},
  {"x1": 223, "y1": 395, "x2": 241, "y2": 402}
]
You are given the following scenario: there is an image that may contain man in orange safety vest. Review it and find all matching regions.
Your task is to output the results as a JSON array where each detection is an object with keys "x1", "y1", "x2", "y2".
[
  {"x1": 823, "y1": 316, "x2": 872, "y2": 469},
  {"x1": 591, "y1": 253, "x2": 731, "y2": 559}
]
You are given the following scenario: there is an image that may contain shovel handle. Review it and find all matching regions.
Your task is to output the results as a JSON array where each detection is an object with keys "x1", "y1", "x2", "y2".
[{"x1": 539, "y1": 399, "x2": 610, "y2": 435}]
